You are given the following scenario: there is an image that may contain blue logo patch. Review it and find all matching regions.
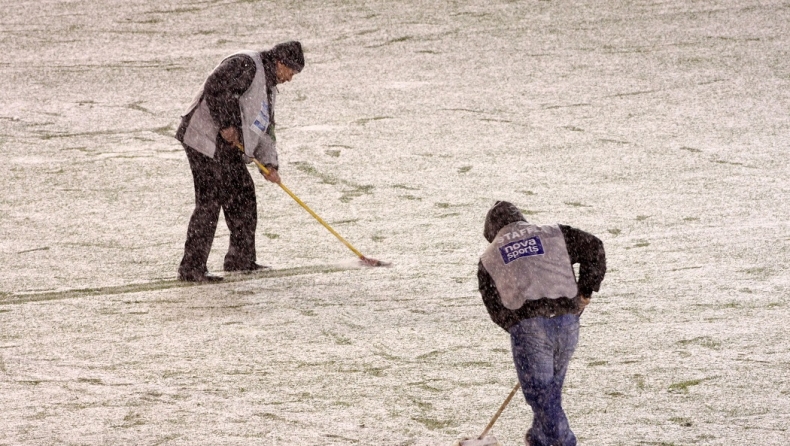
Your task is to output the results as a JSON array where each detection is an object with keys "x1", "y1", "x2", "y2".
[
  {"x1": 253, "y1": 118, "x2": 267, "y2": 132},
  {"x1": 499, "y1": 236, "x2": 544, "y2": 264},
  {"x1": 251, "y1": 100, "x2": 270, "y2": 135}
]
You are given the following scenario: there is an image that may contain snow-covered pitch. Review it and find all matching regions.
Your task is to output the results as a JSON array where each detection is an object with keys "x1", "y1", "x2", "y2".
[{"x1": 1, "y1": 0, "x2": 788, "y2": 444}]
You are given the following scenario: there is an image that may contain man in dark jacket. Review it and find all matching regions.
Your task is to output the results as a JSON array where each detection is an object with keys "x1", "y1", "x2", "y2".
[
  {"x1": 175, "y1": 41, "x2": 304, "y2": 282},
  {"x1": 477, "y1": 201, "x2": 606, "y2": 446}
]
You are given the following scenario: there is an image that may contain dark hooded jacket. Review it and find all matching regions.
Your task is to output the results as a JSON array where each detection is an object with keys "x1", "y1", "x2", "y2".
[{"x1": 478, "y1": 201, "x2": 606, "y2": 331}]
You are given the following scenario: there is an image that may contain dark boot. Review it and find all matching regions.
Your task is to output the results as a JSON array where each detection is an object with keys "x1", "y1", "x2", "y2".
[
  {"x1": 178, "y1": 269, "x2": 223, "y2": 283},
  {"x1": 223, "y1": 262, "x2": 270, "y2": 273}
]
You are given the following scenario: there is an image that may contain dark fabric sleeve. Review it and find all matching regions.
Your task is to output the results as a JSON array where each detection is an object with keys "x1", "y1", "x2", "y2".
[
  {"x1": 203, "y1": 54, "x2": 256, "y2": 130},
  {"x1": 559, "y1": 224, "x2": 606, "y2": 297},
  {"x1": 478, "y1": 261, "x2": 520, "y2": 332}
]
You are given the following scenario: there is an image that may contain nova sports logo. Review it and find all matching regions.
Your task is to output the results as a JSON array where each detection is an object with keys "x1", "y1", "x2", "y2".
[{"x1": 499, "y1": 235, "x2": 545, "y2": 264}]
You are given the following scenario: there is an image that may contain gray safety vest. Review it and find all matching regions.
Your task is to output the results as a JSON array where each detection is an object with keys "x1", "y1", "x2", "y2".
[
  {"x1": 480, "y1": 222, "x2": 579, "y2": 310},
  {"x1": 181, "y1": 50, "x2": 277, "y2": 165}
]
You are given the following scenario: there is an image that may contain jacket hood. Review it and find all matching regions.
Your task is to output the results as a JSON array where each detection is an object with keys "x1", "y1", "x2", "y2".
[{"x1": 483, "y1": 201, "x2": 527, "y2": 242}]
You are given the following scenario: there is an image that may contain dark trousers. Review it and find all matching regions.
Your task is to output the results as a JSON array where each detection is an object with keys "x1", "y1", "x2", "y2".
[{"x1": 179, "y1": 143, "x2": 257, "y2": 275}]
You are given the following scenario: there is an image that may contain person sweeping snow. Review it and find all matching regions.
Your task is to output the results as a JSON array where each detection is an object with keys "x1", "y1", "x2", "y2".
[
  {"x1": 175, "y1": 41, "x2": 304, "y2": 282},
  {"x1": 477, "y1": 201, "x2": 606, "y2": 446}
]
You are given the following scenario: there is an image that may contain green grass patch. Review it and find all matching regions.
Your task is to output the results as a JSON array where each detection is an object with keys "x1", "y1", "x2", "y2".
[
  {"x1": 255, "y1": 412, "x2": 289, "y2": 422},
  {"x1": 713, "y1": 159, "x2": 744, "y2": 166},
  {"x1": 151, "y1": 125, "x2": 176, "y2": 137},
  {"x1": 677, "y1": 336, "x2": 720, "y2": 349},
  {"x1": 387, "y1": 36, "x2": 413, "y2": 44},
  {"x1": 458, "y1": 361, "x2": 493, "y2": 368},
  {"x1": 375, "y1": 351, "x2": 400, "y2": 361},
  {"x1": 292, "y1": 161, "x2": 338, "y2": 185},
  {"x1": 340, "y1": 185, "x2": 374, "y2": 203},
  {"x1": 368, "y1": 36, "x2": 413, "y2": 48},
  {"x1": 365, "y1": 366, "x2": 387, "y2": 377},
  {"x1": 412, "y1": 382, "x2": 442, "y2": 392},
  {"x1": 126, "y1": 101, "x2": 153, "y2": 114},
  {"x1": 17, "y1": 246, "x2": 49, "y2": 254},
  {"x1": 393, "y1": 184, "x2": 419, "y2": 190},
  {"x1": 132, "y1": 17, "x2": 162, "y2": 24},
  {"x1": 149, "y1": 6, "x2": 202, "y2": 14},
  {"x1": 412, "y1": 416, "x2": 454, "y2": 430},
  {"x1": 417, "y1": 350, "x2": 442, "y2": 360},
  {"x1": 741, "y1": 267, "x2": 768, "y2": 276},
  {"x1": 669, "y1": 417, "x2": 693, "y2": 427},
  {"x1": 323, "y1": 331, "x2": 352, "y2": 345},
  {"x1": 668, "y1": 378, "x2": 705, "y2": 394},
  {"x1": 324, "y1": 434, "x2": 359, "y2": 443},
  {"x1": 633, "y1": 374, "x2": 646, "y2": 390},
  {"x1": 291, "y1": 161, "x2": 373, "y2": 202},
  {"x1": 1, "y1": 264, "x2": 352, "y2": 306},
  {"x1": 354, "y1": 116, "x2": 392, "y2": 125},
  {"x1": 410, "y1": 398, "x2": 433, "y2": 410}
]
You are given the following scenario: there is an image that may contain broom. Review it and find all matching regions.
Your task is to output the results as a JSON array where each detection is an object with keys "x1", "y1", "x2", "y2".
[
  {"x1": 455, "y1": 382, "x2": 521, "y2": 446},
  {"x1": 236, "y1": 143, "x2": 390, "y2": 267}
]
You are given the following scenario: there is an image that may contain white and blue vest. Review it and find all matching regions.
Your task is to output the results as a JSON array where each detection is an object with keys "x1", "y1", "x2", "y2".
[
  {"x1": 480, "y1": 221, "x2": 579, "y2": 310},
  {"x1": 181, "y1": 50, "x2": 277, "y2": 166}
]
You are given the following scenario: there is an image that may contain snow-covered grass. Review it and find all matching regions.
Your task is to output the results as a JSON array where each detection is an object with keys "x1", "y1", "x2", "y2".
[{"x1": 1, "y1": 0, "x2": 788, "y2": 444}]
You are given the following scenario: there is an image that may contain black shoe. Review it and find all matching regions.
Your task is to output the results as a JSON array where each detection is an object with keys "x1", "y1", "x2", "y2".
[
  {"x1": 223, "y1": 262, "x2": 271, "y2": 273},
  {"x1": 178, "y1": 270, "x2": 224, "y2": 283}
]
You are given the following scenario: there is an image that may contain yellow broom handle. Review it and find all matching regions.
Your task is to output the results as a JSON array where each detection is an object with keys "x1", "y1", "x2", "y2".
[
  {"x1": 479, "y1": 382, "x2": 521, "y2": 439},
  {"x1": 238, "y1": 144, "x2": 365, "y2": 259}
]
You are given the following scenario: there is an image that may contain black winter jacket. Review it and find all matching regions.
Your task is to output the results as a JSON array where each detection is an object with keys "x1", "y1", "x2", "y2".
[{"x1": 176, "y1": 52, "x2": 277, "y2": 145}]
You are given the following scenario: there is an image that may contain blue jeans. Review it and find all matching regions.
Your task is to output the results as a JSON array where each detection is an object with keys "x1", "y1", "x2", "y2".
[{"x1": 510, "y1": 314, "x2": 579, "y2": 446}]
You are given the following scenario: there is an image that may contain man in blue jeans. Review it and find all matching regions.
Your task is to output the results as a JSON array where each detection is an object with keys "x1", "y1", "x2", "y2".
[{"x1": 477, "y1": 201, "x2": 606, "y2": 446}]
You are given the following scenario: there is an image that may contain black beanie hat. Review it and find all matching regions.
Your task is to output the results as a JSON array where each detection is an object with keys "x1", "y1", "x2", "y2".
[
  {"x1": 271, "y1": 41, "x2": 304, "y2": 72},
  {"x1": 483, "y1": 201, "x2": 527, "y2": 242}
]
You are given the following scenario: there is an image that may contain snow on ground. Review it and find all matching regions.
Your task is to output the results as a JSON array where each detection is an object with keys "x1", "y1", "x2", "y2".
[{"x1": 1, "y1": 0, "x2": 788, "y2": 444}]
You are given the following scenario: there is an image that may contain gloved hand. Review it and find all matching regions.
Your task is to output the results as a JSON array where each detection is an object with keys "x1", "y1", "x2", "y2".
[{"x1": 574, "y1": 294, "x2": 591, "y2": 316}]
